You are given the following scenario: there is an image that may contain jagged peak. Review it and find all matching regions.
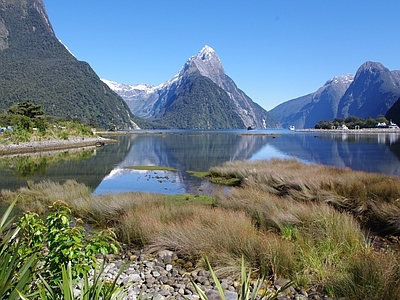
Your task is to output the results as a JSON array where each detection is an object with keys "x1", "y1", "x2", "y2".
[
  {"x1": 197, "y1": 45, "x2": 216, "y2": 59},
  {"x1": 179, "y1": 45, "x2": 224, "y2": 79}
]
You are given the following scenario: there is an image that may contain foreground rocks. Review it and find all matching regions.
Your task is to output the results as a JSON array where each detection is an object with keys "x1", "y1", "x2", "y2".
[{"x1": 87, "y1": 248, "x2": 341, "y2": 300}]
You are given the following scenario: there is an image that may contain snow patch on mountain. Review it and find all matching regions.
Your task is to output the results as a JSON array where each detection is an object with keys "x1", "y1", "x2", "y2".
[{"x1": 324, "y1": 74, "x2": 354, "y2": 86}]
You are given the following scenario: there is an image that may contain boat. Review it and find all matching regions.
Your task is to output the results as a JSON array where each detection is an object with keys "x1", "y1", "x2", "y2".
[
  {"x1": 388, "y1": 120, "x2": 399, "y2": 129},
  {"x1": 289, "y1": 125, "x2": 295, "y2": 131}
]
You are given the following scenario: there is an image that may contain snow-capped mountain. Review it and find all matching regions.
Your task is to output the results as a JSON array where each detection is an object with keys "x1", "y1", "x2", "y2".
[
  {"x1": 269, "y1": 74, "x2": 354, "y2": 129},
  {"x1": 102, "y1": 45, "x2": 280, "y2": 129}
]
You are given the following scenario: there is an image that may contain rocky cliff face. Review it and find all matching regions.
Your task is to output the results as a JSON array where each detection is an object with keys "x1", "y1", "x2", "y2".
[{"x1": 103, "y1": 46, "x2": 281, "y2": 129}]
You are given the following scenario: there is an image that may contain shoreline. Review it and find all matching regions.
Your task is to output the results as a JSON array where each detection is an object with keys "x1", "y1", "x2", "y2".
[
  {"x1": 296, "y1": 128, "x2": 400, "y2": 134},
  {"x1": 0, "y1": 136, "x2": 117, "y2": 156}
]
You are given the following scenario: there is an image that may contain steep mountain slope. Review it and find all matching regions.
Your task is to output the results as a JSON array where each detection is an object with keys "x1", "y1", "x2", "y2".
[
  {"x1": 103, "y1": 46, "x2": 280, "y2": 129},
  {"x1": 270, "y1": 61, "x2": 400, "y2": 129},
  {"x1": 0, "y1": 0, "x2": 136, "y2": 129},
  {"x1": 337, "y1": 61, "x2": 400, "y2": 118},
  {"x1": 269, "y1": 75, "x2": 353, "y2": 129},
  {"x1": 155, "y1": 76, "x2": 244, "y2": 129},
  {"x1": 385, "y1": 96, "x2": 400, "y2": 126}
]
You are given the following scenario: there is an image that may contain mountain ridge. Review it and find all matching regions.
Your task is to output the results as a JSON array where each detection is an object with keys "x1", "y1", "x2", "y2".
[
  {"x1": 270, "y1": 61, "x2": 400, "y2": 129},
  {"x1": 269, "y1": 74, "x2": 354, "y2": 129},
  {"x1": 103, "y1": 45, "x2": 280, "y2": 129}
]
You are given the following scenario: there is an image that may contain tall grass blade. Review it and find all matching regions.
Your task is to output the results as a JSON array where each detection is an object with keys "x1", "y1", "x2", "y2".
[{"x1": 204, "y1": 256, "x2": 227, "y2": 300}]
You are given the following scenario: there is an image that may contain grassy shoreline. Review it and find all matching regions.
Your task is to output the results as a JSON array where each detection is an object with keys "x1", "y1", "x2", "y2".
[{"x1": 1, "y1": 158, "x2": 399, "y2": 299}]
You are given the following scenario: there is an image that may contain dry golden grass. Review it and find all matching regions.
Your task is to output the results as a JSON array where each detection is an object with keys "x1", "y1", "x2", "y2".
[
  {"x1": 2, "y1": 159, "x2": 399, "y2": 297},
  {"x1": 210, "y1": 158, "x2": 400, "y2": 235},
  {"x1": 0, "y1": 180, "x2": 92, "y2": 214}
]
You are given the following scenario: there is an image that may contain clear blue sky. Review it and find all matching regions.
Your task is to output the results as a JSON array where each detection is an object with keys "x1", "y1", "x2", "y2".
[{"x1": 44, "y1": 0, "x2": 400, "y2": 111}]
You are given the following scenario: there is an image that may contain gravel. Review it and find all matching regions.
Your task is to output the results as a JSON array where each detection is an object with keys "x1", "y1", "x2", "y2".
[{"x1": 83, "y1": 248, "x2": 341, "y2": 300}]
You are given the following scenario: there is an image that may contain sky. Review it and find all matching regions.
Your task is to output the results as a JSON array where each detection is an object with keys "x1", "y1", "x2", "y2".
[{"x1": 44, "y1": 0, "x2": 400, "y2": 111}]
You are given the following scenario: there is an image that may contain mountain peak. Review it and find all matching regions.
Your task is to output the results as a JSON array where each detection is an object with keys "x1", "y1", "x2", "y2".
[
  {"x1": 197, "y1": 45, "x2": 216, "y2": 59},
  {"x1": 180, "y1": 45, "x2": 225, "y2": 83},
  {"x1": 357, "y1": 61, "x2": 388, "y2": 75}
]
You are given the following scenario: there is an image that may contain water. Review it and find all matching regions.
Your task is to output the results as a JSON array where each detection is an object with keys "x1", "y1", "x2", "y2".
[{"x1": 1, "y1": 129, "x2": 400, "y2": 195}]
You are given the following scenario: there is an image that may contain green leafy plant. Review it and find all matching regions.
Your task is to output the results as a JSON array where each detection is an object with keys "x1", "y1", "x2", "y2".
[{"x1": 17, "y1": 202, "x2": 120, "y2": 288}]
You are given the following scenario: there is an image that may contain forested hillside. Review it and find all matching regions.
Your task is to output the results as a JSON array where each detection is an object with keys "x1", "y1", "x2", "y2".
[{"x1": 0, "y1": 0, "x2": 135, "y2": 129}]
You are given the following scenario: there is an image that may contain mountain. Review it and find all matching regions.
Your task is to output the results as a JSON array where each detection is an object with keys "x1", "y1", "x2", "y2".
[
  {"x1": 270, "y1": 61, "x2": 400, "y2": 129},
  {"x1": 337, "y1": 61, "x2": 400, "y2": 118},
  {"x1": 269, "y1": 75, "x2": 354, "y2": 129},
  {"x1": 103, "y1": 46, "x2": 280, "y2": 129},
  {"x1": 385, "y1": 96, "x2": 400, "y2": 125},
  {"x1": 0, "y1": 0, "x2": 136, "y2": 129}
]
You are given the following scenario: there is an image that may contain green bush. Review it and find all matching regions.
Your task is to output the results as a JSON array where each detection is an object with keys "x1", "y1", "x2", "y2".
[
  {"x1": 17, "y1": 202, "x2": 120, "y2": 287},
  {"x1": 0, "y1": 199, "x2": 121, "y2": 298}
]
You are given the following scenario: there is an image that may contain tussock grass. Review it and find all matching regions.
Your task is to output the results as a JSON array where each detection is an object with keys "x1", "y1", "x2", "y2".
[
  {"x1": 211, "y1": 158, "x2": 400, "y2": 235},
  {"x1": 0, "y1": 180, "x2": 92, "y2": 214},
  {"x1": 2, "y1": 158, "x2": 399, "y2": 297},
  {"x1": 330, "y1": 251, "x2": 400, "y2": 300}
]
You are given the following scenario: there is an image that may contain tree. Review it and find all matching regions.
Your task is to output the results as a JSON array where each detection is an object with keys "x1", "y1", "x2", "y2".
[{"x1": 8, "y1": 102, "x2": 44, "y2": 119}]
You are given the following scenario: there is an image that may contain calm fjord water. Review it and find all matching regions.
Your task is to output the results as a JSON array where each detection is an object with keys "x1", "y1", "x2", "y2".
[{"x1": 1, "y1": 129, "x2": 400, "y2": 195}]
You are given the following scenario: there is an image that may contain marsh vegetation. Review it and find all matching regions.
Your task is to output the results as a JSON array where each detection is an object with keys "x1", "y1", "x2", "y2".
[{"x1": 1, "y1": 158, "x2": 399, "y2": 299}]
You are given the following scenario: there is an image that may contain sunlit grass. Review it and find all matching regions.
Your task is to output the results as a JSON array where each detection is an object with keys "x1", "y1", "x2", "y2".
[{"x1": 1, "y1": 158, "x2": 399, "y2": 297}]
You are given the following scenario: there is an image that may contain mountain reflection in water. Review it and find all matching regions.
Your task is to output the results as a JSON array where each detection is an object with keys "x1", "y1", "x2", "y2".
[{"x1": 1, "y1": 130, "x2": 400, "y2": 195}]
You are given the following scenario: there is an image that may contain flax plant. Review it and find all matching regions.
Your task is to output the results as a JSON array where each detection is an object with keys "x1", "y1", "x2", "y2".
[
  {"x1": 0, "y1": 198, "x2": 38, "y2": 300},
  {"x1": 190, "y1": 256, "x2": 293, "y2": 300},
  {"x1": 18, "y1": 261, "x2": 129, "y2": 300}
]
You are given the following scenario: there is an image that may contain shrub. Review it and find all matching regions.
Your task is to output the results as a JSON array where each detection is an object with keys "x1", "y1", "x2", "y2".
[{"x1": 17, "y1": 202, "x2": 120, "y2": 288}]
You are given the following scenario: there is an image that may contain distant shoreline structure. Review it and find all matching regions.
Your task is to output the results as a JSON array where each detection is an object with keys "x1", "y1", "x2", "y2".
[{"x1": 296, "y1": 128, "x2": 400, "y2": 133}]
